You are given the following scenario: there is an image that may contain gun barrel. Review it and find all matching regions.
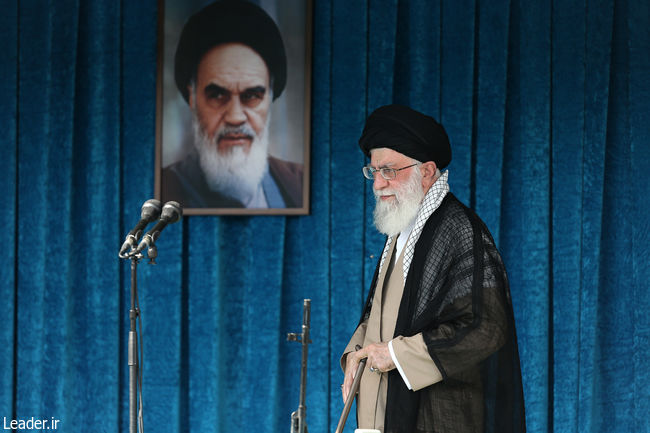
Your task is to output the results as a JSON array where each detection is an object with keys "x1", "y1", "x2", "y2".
[
  {"x1": 290, "y1": 299, "x2": 312, "y2": 433},
  {"x1": 335, "y1": 357, "x2": 366, "y2": 433},
  {"x1": 298, "y1": 299, "x2": 310, "y2": 433},
  {"x1": 302, "y1": 299, "x2": 311, "y2": 328}
]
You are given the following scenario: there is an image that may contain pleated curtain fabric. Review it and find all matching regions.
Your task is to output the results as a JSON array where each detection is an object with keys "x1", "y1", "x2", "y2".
[{"x1": 0, "y1": 1, "x2": 649, "y2": 433}]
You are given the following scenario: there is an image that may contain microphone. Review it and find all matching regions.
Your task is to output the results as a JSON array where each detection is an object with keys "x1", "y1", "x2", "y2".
[
  {"x1": 119, "y1": 199, "x2": 162, "y2": 256},
  {"x1": 132, "y1": 201, "x2": 183, "y2": 255}
]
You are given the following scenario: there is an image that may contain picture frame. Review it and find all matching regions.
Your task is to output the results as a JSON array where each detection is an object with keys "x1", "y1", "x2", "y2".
[{"x1": 154, "y1": 0, "x2": 312, "y2": 215}]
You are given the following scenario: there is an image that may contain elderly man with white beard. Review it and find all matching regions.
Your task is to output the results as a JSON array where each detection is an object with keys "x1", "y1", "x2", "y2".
[
  {"x1": 161, "y1": 0, "x2": 303, "y2": 209},
  {"x1": 340, "y1": 105, "x2": 525, "y2": 433}
]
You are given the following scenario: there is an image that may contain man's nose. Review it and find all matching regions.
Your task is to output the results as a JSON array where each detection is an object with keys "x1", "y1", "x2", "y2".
[
  {"x1": 224, "y1": 96, "x2": 247, "y2": 125},
  {"x1": 373, "y1": 173, "x2": 389, "y2": 190}
]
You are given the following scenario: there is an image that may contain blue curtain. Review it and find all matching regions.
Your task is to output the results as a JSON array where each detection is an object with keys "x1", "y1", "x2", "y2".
[{"x1": 1, "y1": 0, "x2": 649, "y2": 432}]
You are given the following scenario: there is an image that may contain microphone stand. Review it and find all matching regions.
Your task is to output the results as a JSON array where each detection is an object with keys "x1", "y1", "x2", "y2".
[
  {"x1": 128, "y1": 255, "x2": 140, "y2": 433},
  {"x1": 123, "y1": 251, "x2": 145, "y2": 433},
  {"x1": 120, "y1": 247, "x2": 157, "y2": 433},
  {"x1": 120, "y1": 199, "x2": 182, "y2": 433}
]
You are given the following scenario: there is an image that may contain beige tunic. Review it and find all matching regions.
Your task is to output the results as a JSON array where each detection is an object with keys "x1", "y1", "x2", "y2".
[{"x1": 341, "y1": 238, "x2": 443, "y2": 432}]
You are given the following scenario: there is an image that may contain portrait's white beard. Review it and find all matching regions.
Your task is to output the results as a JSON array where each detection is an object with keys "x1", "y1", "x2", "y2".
[
  {"x1": 192, "y1": 112, "x2": 269, "y2": 204},
  {"x1": 373, "y1": 167, "x2": 425, "y2": 237}
]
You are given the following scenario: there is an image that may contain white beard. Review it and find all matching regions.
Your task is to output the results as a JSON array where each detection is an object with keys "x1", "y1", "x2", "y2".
[
  {"x1": 373, "y1": 167, "x2": 425, "y2": 237},
  {"x1": 192, "y1": 112, "x2": 269, "y2": 205}
]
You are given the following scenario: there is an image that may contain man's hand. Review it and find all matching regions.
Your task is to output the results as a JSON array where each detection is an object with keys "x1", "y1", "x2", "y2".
[
  {"x1": 342, "y1": 350, "x2": 360, "y2": 403},
  {"x1": 358, "y1": 342, "x2": 395, "y2": 373},
  {"x1": 341, "y1": 342, "x2": 396, "y2": 402}
]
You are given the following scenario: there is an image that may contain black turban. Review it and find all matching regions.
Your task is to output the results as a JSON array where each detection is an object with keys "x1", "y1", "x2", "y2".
[
  {"x1": 358, "y1": 105, "x2": 452, "y2": 168},
  {"x1": 174, "y1": 0, "x2": 287, "y2": 103}
]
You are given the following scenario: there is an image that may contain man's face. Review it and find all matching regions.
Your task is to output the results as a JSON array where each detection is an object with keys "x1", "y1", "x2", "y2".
[
  {"x1": 370, "y1": 148, "x2": 426, "y2": 236},
  {"x1": 370, "y1": 148, "x2": 422, "y2": 197},
  {"x1": 189, "y1": 42, "x2": 272, "y2": 155}
]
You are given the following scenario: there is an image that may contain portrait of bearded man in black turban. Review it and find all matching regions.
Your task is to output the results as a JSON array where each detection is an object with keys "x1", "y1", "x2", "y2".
[{"x1": 156, "y1": 0, "x2": 310, "y2": 215}]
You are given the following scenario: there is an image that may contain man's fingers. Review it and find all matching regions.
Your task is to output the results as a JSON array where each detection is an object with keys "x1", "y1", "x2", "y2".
[
  {"x1": 362, "y1": 342, "x2": 395, "y2": 372},
  {"x1": 342, "y1": 358, "x2": 356, "y2": 402},
  {"x1": 341, "y1": 348, "x2": 370, "y2": 402},
  {"x1": 356, "y1": 343, "x2": 389, "y2": 372},
  {"x1": 342, "y1": 371, "x2": 354, "y2": 402},
  {"x1": 354, "y1": 347, "x2": 368, "y2": 362}
]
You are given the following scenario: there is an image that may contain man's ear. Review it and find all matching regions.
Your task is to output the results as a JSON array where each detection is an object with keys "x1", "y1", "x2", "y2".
[
  {"x1": 421, "y1": 161, "x2": 437, "y2": 180},
  {"x1": 187, "y1": 85, "x2": 195, "y2": 109}
]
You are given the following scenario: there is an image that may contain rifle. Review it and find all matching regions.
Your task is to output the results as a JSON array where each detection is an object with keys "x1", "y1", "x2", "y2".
[
  {"x1": 288, "y1": 299, "x2": 312, "y2": 433},
  {"x1": 334, "y1": 345, "x2": 366, "y2": 433}
]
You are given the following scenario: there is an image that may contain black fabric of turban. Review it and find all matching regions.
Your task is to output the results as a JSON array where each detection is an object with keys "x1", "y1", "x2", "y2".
[
  {"x1": 358, "y1": 104, "x2": 452, "y2": 168},
  {"x1": 174, "y1": 0, "x2": 287, "y2": 103}
]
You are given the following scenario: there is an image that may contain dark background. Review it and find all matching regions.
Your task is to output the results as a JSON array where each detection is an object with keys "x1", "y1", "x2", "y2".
[{"x1": 1, "y1": 1, "x2": 648, "y2": 432}]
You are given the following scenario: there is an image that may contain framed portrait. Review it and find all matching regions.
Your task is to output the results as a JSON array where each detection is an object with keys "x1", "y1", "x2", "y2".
[{"x1": 155, "y1": 0, "x2": 311, "y2": 215}]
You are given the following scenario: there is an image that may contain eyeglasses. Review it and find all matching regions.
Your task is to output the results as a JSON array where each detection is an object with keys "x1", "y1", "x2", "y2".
[{"x1": 362, "y1": 163, "x2": 419, "y2": 180}]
